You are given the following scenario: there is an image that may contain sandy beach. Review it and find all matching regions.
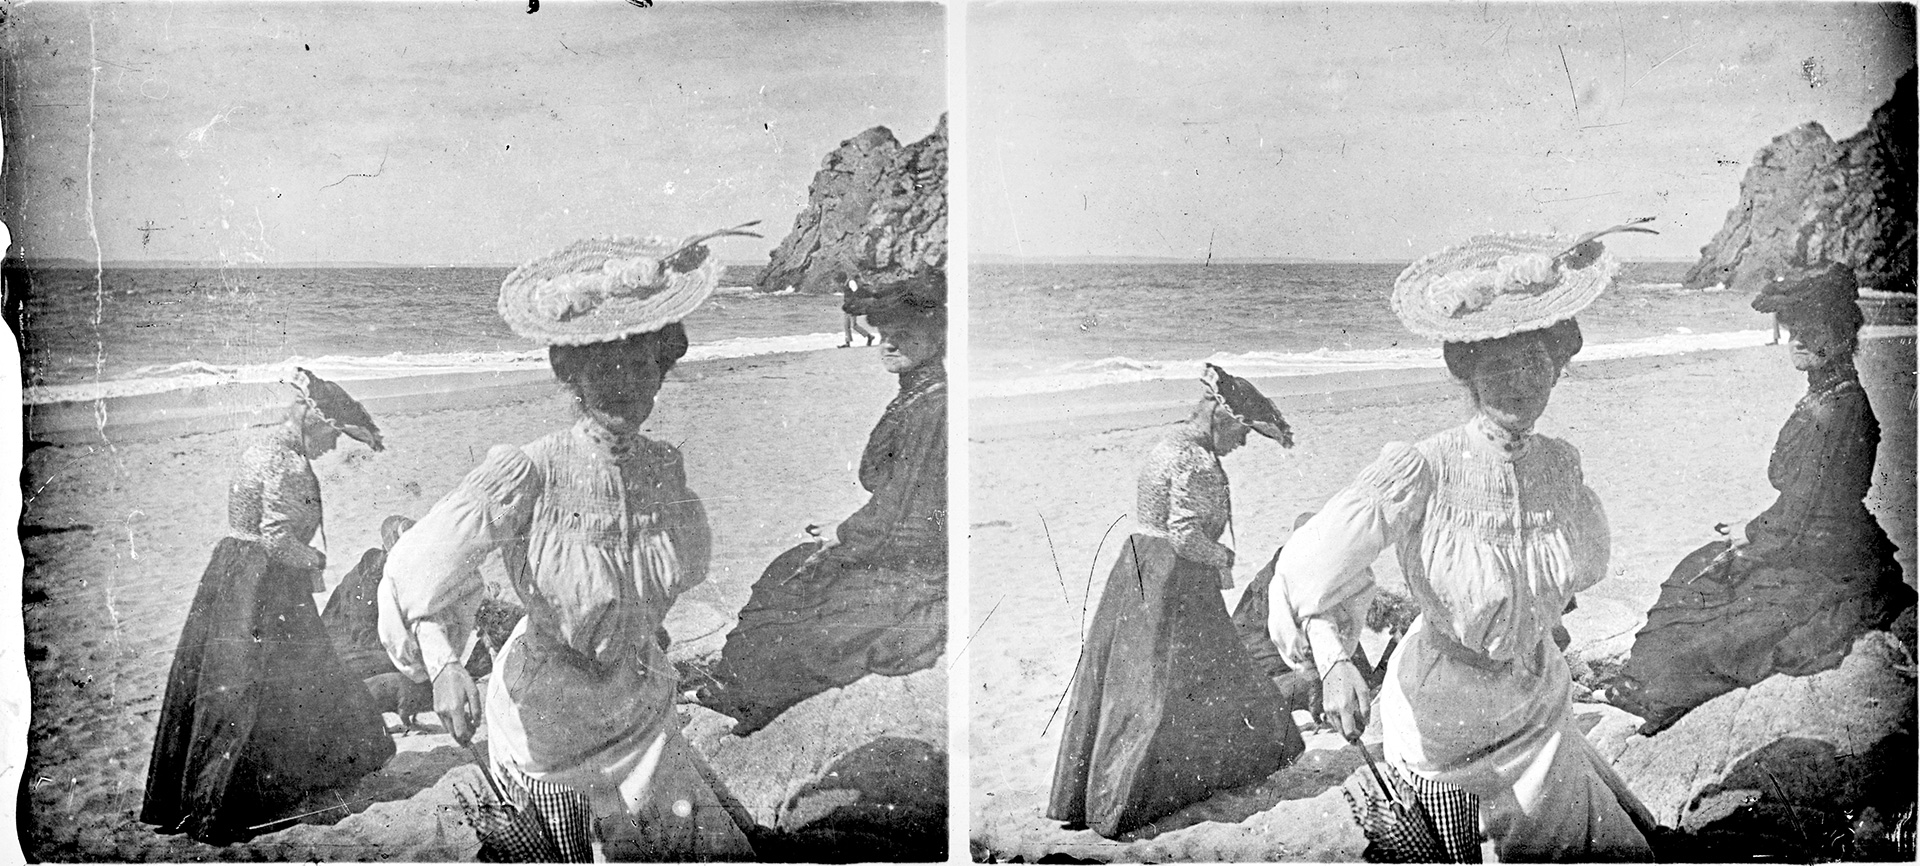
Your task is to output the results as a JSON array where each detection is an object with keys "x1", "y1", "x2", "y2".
[
  {"x1": 966, "y1": 336, "x2": 1916, "y2": 862},
  {"x1": 16, "y1": 344, "x2": 947, "y2": 861}
]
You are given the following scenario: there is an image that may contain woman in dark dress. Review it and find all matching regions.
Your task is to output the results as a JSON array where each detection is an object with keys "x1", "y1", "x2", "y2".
[
  {"x1": 141, "y1": 369, "x2": 396, "y2": 845},
  {"x1": 1608, "y1": 262, "x2": 1915, "y2": 735},
  {"x1": 697, "y1": 272, "x2": 948, "y2": 736},
  {"x1": 321, "y1": 514, "x2": 416, "y2": 681},
  {"x1": 1047, "y1": 364, "x2": 1304, "y2": 839}
]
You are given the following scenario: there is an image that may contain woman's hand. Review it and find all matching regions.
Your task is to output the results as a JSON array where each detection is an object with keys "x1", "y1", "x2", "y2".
[
  {"x1": 1320, "y1": 657, "x2": 1372, "y2": 740},
  {"x1": 432, "y1": 665, "x2": 482, "y2": 746}
]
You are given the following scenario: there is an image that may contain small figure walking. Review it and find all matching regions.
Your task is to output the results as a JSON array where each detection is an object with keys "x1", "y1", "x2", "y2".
[{"x1": 840, "y1": 276, "x2": 875, "y2": 348}]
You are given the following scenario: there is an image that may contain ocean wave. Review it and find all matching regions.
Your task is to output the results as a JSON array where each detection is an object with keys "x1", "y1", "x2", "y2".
[
  {"x1": 972, "y1": 327, "x2": 1914, "y2": 399},
  {"x1": 25, "y1": 332, "x2": 846, "y2": 405}
]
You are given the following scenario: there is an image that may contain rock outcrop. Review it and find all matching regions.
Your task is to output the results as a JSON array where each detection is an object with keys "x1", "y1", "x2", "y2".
[
  {"x1": 1603, "y1": 630, "x2": 1915, "y2": 860},
  {"x1": 1684, "y1": 70, "x2": 1914, "y2": 293},
  {"x1": 757, "y1": 116, "x2": 947, "y2": 295}
]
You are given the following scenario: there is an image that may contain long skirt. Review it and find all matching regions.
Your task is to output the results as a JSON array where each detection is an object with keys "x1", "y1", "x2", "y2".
[
  {"x1": 700, "y1": 543, "x2": 946, "y2": 736},
  {"x1": 1047, "y1": 534, "x2": 1303, "y2": 838},
  {"x1": 1610, "y1": 539, "x2": 1914, "y2": 735},
  {"x1": 141, "y1": 538, "x2": 396, "y2": 844}
]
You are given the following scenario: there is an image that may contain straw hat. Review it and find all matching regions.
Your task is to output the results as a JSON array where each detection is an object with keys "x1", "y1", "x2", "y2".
[
  {"x1": 291, "y1": 367, "x2": 384, "y2": 451},
  {"x1": 1391, "y1": 220, "x2": 1657, "y2": 342},
  {"x1": 1203, "y1": 363, "x2": 1294, "y2": 447},
  {"x1": 498, "y1": 222, "x2": 760, "y2": 346}
]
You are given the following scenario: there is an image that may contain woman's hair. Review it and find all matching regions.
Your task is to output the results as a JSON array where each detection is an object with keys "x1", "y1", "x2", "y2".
[
  {"x1": 548, "y1": 323, "x2": 690, "y2": 391},
  {"x1": 1441, "y1": 318, "x2": 1584, "y2": 381},
  {"x1": 1779, "y1": 299, "x2": 1865, "y2": 348}
]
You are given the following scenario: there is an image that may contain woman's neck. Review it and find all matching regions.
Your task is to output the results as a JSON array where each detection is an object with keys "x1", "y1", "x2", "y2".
[
  {"x1": 1470, "y1": 412, "x2": 1532, "y2": 454},
  {"x1": 1807, "y1": 355, "x2": 1858, "y2": 394}
]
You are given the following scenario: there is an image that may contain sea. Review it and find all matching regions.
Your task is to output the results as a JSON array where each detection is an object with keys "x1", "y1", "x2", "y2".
[
  {"x1": 9, "y1": 261, "x2": 1909, "y2": 405},
  {"x1": 10, "y1": 265, "x2": 849, "y2": 404},
  {"x1": 970, "y1": 261, "x2": 1912, "y2": 399}
]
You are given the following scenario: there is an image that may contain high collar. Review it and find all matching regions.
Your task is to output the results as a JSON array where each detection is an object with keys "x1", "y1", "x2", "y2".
[
  {"x1": 1469, "y1": 413, "x2": 1533, "y2": 461},
  {"x1": 273, "y1": 423, "x2": 314, "y2": 460},
  {"x1": 897, "y1": 360, "x2": 946, "y2": 396},
  {"x1": 1805, "y1": 356, "x2": 1859, "y2": 397},
  {"x1": 573, "y1": 415, "x2": 643, "y2": 462}
]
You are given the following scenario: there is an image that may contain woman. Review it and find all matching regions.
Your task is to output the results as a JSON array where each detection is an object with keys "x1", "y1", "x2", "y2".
[
  {"x1": 697, "y1": 271, "x2": 947, "y2": 736},
  {"x1": 1047, "y1": 364, "x2": 1303, "y2": 839},
  {"x1": 1272, "y1": 230, "x2": 1660, "y2": 861},
  {"x1": 322, "y1": 514, "x2": 417, "y2": 682},
  {"x1": 1607, "y1": 262, "x2": 1914, "y2": 735},
  {"x1": 141, "y1": 369, "x2": 396, "y2": 845},
  {"x1": 378, "y1": 229, "x2": 759, "y2": 861}
]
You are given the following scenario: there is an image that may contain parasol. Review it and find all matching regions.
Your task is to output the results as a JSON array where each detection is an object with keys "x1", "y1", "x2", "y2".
[{"x1": 1341, "y1": 735, "x2": 1450, "y2": 863}]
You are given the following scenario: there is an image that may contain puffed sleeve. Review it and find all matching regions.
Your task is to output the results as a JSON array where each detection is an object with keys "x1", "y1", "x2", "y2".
[
  {"x1": 1166, "y1": 461, "x2": 1234, "y2": 570},
  {"x1": 657, "y1": 443, "x2": 713, "y2": 599},
  {"x1": 379, "y1": 445, "x2": 539, "y2": 683},
  {"x1": 1270, "y1": 442, "x2": 1433, "y2": 676},
  {"x1": 1566, "y1": 459, "x2": 1612, "y2": 596}
]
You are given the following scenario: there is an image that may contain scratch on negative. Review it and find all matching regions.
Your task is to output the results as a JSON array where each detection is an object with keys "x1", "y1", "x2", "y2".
[
  {"x1": 949, "y1": 594, "x2": 1004, "y2": 671},
  {"x1": 321, "y1": 146, "x2": 391, "y2": 190}
]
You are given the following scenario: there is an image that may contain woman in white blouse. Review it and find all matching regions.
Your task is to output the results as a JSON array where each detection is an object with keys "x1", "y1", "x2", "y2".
[
  {"x1": 1271, "y1": 230, "x2": 1660, "y2": 861},
  {"x1": 378, "y1": 230, "x2": 760, "y2": 861}
]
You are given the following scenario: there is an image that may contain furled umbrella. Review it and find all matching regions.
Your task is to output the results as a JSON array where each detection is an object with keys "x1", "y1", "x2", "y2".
[
  {"x1": 1341, "y1": 735, "x2": 1449, "y2": 863},
  {"x1": 454, "y1": 753, "x2": 562, "y2": 863}
]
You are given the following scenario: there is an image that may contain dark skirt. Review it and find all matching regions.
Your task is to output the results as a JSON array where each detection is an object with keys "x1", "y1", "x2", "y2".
[
  {"x1": 140, "y1": 538, "x2": 396, "y2": 844},
  {"x1": 1047, "y1": 534, "x2": 1304, "y2": 838},
  {"x1": 700, "y1": 543, "x2": 947, "y2": 736},
  {"x1": 1610, "y1": 539, "x2": 1915, "y2": 735}
]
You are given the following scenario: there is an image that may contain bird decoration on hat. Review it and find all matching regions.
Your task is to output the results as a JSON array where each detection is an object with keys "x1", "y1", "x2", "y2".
[
  {"x1": 1426, "y1": 218, "x2": 1659, "y2": 318},
  {"x1": 536, "y1": 221, "x2": 762, "y2": 323}
]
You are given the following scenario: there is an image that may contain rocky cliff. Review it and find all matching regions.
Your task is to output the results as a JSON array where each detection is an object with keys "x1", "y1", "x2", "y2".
[
  {"x1": 757, "y1": 115, "x2": 947, "y2": 295},
  {"x1": 1685, "y1": 70, "x2": 1914, "y2": 293}
]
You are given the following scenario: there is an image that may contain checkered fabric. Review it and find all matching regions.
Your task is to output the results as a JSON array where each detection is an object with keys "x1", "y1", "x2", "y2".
[
  {"x1": 1400, "y1": 765, "x2": 1481, "y2": 863},
  {"x1": 1343, "y1": 758, "x2": 1482, "y2": 863},
  {"x1": 493, "y1": 759, "x2": 596, "y2": 863}
]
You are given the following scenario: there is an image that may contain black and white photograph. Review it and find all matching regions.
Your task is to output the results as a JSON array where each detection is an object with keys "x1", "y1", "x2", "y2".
[
  {"x1": 966, "y1": 3, "x2": 1914, "y2": 862},
  {"x1": 5, "y1": 1, "x2": 946, "y2": 860}
]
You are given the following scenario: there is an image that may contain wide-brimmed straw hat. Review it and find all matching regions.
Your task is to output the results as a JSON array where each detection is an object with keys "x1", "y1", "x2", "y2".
[
  {"x1": 1203, "y1": 363, "x2": 1294, "y2": 447},
  {"x1": 498, "y1": 222, "x2": 761, "y2": 346},
  {"x1": 291, "y1": 367, "x2": 383, "y2": 451},
  {"x1": 1391, "y1": 220, "x2": 1657, "y2": 342}
]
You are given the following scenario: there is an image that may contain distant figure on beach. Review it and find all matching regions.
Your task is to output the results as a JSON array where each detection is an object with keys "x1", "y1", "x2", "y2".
[
  {"x1": 379, "y1": 228, "x2": 761, "y2": 861},
  {"x1": 697, "y1": 270, "x2": 948, "y2": 735},
  {"x1": 840, "y1": 276, "x2": 875, "y2": 348},
  {"x1": 1608, "y1": 261, "x2": 1915, "y2": 735},
  {"x1": 1047, "y1": 364, "x2": 1303, "y2": 839},
  {"x1": 1272, "y1": 228, "x2": 1661, "y2": 861},
  {"x1": 141, "y1": 369, "x2": 395, "y2": 845}
]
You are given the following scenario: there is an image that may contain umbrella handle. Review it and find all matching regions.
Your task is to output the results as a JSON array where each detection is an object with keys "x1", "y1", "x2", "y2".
[
  {"x1": 467, "y1": 743, "x2": 509, "y2": 802},
  {"x1": 1347, "y1": 734, "x2": 1414, "y2": 812}
]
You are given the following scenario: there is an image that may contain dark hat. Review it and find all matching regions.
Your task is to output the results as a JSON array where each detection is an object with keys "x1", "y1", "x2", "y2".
[
  {"x1": 846, "y1": 270, "x2": 946, "y2": 325},
  {"x1": 1203, "y1": 364, "x2": 1294, "y2": 448},
  {"x1": 292, "y1": 367, "x2": 384, "y2": 451},
  {"x1": 1750, "y1": 261, "x2": 1858, "y2": 319}
]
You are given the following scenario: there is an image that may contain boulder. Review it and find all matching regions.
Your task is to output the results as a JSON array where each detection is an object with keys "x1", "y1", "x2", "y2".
[
  {"x1": 1684, "y1": 70, "x2": 1914, "y2": 294},
  {"x1": 757, "y1": 116, "x2": 947, "y2": 295},
  {"x1": 1609, "y1": 630, "x2": 1915, "y2": 859}
]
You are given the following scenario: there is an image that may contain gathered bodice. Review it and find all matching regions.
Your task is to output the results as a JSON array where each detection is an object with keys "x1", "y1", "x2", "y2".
[
  {"x1": 226, "y1": 426, "x2": 325, "y2": 569},
  {"x1": 1272, "y1": 421, "x2": 1608, "y2": 674},
  {"x1": 1134, "y1": 429, "x2": 1233, "y2": 569}
]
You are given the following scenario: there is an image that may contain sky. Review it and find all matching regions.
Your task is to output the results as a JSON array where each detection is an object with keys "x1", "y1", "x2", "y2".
[
  {"x1": 971, "y1": 2, "x2": 1915, "y2": 262},
  {"x1": 3, "y1": 1, "x2": 946, "y2": 265}
]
